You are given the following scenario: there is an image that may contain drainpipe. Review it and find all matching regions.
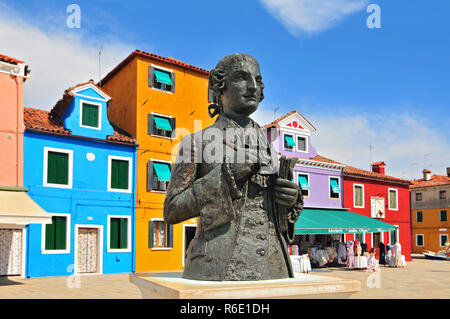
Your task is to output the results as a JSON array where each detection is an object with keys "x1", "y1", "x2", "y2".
[
  {"x1": 14, "y1": 75, "x2": 21, "y2": 187},
  {"x1": 131, "y1": 146, "x2": 137, "y2": 273}
]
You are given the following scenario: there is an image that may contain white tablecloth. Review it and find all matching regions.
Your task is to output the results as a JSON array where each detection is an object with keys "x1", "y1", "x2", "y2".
[
  {"x1": 354, "y1": 256, "x2": 368, "y2": 269},
  {"x1": 385, "y1": 254, "x2": 406, "y2": 267},
  {"x1": 290, "y1": 255, "x2": 312, "y2": 273}
]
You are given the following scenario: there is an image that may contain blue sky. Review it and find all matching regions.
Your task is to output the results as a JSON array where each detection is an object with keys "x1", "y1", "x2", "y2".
[{"x1": 1, "y1": 0, "x2": 449, "y2": 179}]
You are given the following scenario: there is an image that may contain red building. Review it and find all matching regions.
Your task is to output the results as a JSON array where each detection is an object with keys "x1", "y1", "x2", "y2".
[{"x1": 343, "y1": 162, "x2": 412, "y2": 261}]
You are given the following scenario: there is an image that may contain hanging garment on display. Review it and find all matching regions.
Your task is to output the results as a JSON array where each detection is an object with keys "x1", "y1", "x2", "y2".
[
  {"x1": 356, "y1": 243, "x2": 362, "y2": 256},
  {"x1": 346, "y1": 240, "x2": 354, "y2": 268},
  {"x1": 378, "y1": 242, "x2": 386, "y2": 264}
]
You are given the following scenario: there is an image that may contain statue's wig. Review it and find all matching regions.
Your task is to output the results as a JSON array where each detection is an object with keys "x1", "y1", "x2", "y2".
[{"x1": 208, "y1": 53, "x2": 265, "y2": 118}]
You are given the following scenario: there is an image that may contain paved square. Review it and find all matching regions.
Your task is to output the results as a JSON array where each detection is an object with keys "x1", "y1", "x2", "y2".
[{"x1": 0, "y1": 259, "x2": 448, "y2": 298}]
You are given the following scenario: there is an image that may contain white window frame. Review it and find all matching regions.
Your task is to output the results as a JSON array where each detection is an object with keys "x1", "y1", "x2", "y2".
[
  {"x1": 389, "y1": 225, "x2": 399, "y2": 245},
  {"x1": 328, "y1": 176, "x2": 341, "y2": 200},
  {"x1": 150, "y1": 64, "x2": 174, "y2": 94},
  {"x1": 43, "y1": 147, "x2": 73, "y2": 189},
  {"x1": 107, "y1": 155, "x2": 133, "y2": 193},
  {"x1": 282, "y1": 132, "x2": 295, "y2": 151},
  {"x1": 353, "y1": 184, "x2": 365, "y2": 208},
  {"x1": 295, "y1": 135, "x2": 308, "y2": 153},
  {"x1": 107, "y1": 215, "x2": 131, "y2": 253},
  {"x1": 416, "y1": 234, "x2": 424, "y2": 247},
  {"x1": 41, "y1": 213, "x2": 71, "y2": 254},
  {"x1": 79, "y1": 99, "x2": 102, "y2": 130},
  {"x1": 150, "y1": 218, "x2": 172, "y2": 251},
  {"x1": 439, "y1": 234, "x2": 448, "y2": 247},
  {"x1": 297, "y1": 172, "x2": 310, "y2": 198},
  {"x1": 388, "y1": 188, "x2": 399, "y2": 211}
]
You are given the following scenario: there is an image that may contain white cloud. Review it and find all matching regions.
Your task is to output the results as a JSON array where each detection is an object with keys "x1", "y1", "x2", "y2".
[
  {"x1": 308, "y1": 112, "x2": 450, "y2": 180},
  {"x1": 259, "y1": 0, "x2": 369, "y2": 34},
  {"x1": 0, "y1": 3, "x2": 134, "y2": 110}
]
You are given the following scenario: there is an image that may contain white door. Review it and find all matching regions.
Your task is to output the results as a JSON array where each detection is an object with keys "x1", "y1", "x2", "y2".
[
  {"x1": 77, "y1": 228, "x2": 98, "y2": 273},
  {"x1": 0, "y1": 229, "x2": 22, "y2": 276}
]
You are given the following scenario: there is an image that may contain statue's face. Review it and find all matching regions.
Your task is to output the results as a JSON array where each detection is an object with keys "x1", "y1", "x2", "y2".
[{"x1": 220, "y1": 60, "x2": 263, "y2": 117}]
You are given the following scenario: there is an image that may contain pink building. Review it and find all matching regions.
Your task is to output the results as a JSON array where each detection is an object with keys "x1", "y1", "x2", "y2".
[{"x1": 0, "y1": 54, "x2": 50, "y2": 277}]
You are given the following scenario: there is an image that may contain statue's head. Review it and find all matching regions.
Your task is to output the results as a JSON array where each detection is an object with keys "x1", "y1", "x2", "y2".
[{"x1": 208, "y1": 53, "x2": 265, "y2": 118}]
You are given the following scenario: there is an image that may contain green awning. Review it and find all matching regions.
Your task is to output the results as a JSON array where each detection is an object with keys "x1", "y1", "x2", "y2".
[
  {"x1": 330, "y1": 179, "x2": 340, "y2": 194},
  {"x1": 284, "y1": 135, "x2": 296, "y2": 147},
  {"x1": 154, "y1": 69, "x2": 172, "y2": 85},
  {"x1": 295, "y1": 208, "x2": 398, "y2": 235},
  {"x1": 153, "y1": 162, "x2": 171, "y2": 182},
  {"x1": 153, "y1": 116, "x2": 173, "y2": 131},
  {"x1": 298, "y1": 175, "x2": 310, "y2": 190}
]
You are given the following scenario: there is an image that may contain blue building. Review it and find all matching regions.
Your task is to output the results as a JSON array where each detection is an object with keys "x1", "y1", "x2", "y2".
[{"x1": 23, "y1": 81, "x2": 137, "y2": 277}]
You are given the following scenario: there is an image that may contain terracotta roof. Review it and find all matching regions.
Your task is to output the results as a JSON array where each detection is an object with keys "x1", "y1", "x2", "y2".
[
  {"x1": 344, "y1": 165, "x2": 410, "y2": 185},
  {"x1": 410, "y1": 174, "x2": 450, "y2": 189},
  {"x1": 0, "y1": 54, "x2": 23, "y2": 65},
  {"x1": 261, "y1": 110, "x2": 316, "y2": 131},
  {"x1": 100, "y1": 50, "x2": 209, "y2": 86},
  {"x1": 50, "y1": 80, "x2": 107, "y2": 118},
  {"x1": 24, "y1": 107, "x2": 136, "y2": 145}
]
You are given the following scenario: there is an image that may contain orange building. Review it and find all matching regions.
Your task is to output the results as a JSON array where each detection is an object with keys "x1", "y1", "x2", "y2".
[
  {"x1": 410, "y1": 169, "x2": 450, "y2": 254},
  {"x1": 100, "y1": 50, "x2": 214, "y2": 272}
]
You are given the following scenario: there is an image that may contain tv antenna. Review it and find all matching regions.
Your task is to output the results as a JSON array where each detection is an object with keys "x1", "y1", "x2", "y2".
[
  {"x1": 98, "y1": 45, "x2": 103, "y2": 85},
  {"x1": 273, "y1": 107, "x2": 279, "y2": 121}
]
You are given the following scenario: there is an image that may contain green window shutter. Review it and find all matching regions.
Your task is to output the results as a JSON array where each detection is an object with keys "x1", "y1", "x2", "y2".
[
  {"x1": 45, "y1": 217, "x2": 56, "y2": 250},
  {"x1": 441, "y1": 210, "x2": 447, "y2": 222},
  {"x1": 55, "y1": 217, "x2": 66, "y2": 250},
  {"x1": 154, "y1": 69, "x2": 173, "y2": 85},
  {"x1": 47, "y1": 151, "x2": 69, "y2": 185},
  {"x1": 389, "y1": 190, "x2": 397, "y2": 209},
  {"x1": 355, "y1": 186, "x2": 363, "y2": 206},
  {"x1": 153, "y1": 162, "x2": 171, "y2": 182},
  {"x1": 120, "y1": 218, "x2": 128, "y2": 249},
  {"x1": 82, "y1": 103, "x2": 99, "y2": 128},
  {"x1": 111, "y1": 159, "x2": 129, "y2": 190},
  {"x1": 417, "y1": 211, "x2": 423, "y2": 222},
  {"x1": 153, "y1": 116, "x2": 173, "y2": 131},
  {"x1": 170, "y1": 72, "x2": 176, "y2": 93},
  {"x1": 284, "y1": 135, "x2": 296, "y2": 147},
  {"x1": 330, "y1": 178, "x2": 340, "y2": 194},
  {"x1": 298, "y1": 175, "x2": 310, "y2": 191},
  {"x1": 110, "y1": 218, "x2": 120, "y2": 249},
  {"x1": 167, "y1": 224, "x2": 173, "y2": 248},
  {"x1": 148, "y1": 221, "x2": 155, "y2": 248}
]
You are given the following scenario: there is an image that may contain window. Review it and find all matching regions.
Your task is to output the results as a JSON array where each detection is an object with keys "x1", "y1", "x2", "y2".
[
  {"x1": 44, "y1": 216, "x2": 68, "y2": 251},
  {"x1": 416, "y1": 192, "x2": 422, "y2": 201},
  {"x1": 148, "y1": 66, "x2": 175, "y2": 92},
  {"x1": 148, "y1": 114, "x2": 175, "y2": 138},
  {"x1": 388, "y1": 188, "x2": 398, "y2": 210},
  {"x1": 440, "y1": 190, "x2": 447, "y2": 200},
  {"x1": 108, "y1": 156, "x2": 132, "y2": 192},
  {"x1": 148, "y1": 220, "x2": 173, "y2": 249},
  {"x1": 354, "y1": 184, "x2": 364, "y2": 208},
  {"x1": 108, "y1": 216, "x2": 130, "y2": 251},
  {"x1": 80, "y1": 101, "x2": 101, "y2": 129},
  {"x1": 416, "y1": 211, "x2": 423, "y2": 222},
  {"x1": 147, "y1": 160, "x2": 171, "y2": 192},
  {"x1": 440, "y1": 234, "x2": 448, "y2": 247},
  {"x1": 416, "y1": 234, "x2": 424, "y2": 246},
  {"x1": 329, "y1": 177, "x2": 340, "y2": 199},
  {"x1": 298, "y1": 174, "x2": 310, "y2": 197},
  {"x1": 283, "y1": 133, "x2": 295, "y2": 150},
  {"x1": 440, "y1": 210, "x2": 447, "y2": 222},
  {"x1": 296, "y1": 136, "x2": 307, "y2": 152},
  {"x1": 43, "y1": 147, "x2": 73, "y2": 188},
  {"x1": 389, "y1": 229, "x2": 398, "y2": 245}
]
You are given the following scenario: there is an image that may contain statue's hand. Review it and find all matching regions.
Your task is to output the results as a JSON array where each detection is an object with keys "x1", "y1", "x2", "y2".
[
  {"x1": 274, "y1": 178, "x2": 299, "y2": 208},
  {"x1": 228, "y1": 147, "x2": 260, "y2": 183}
]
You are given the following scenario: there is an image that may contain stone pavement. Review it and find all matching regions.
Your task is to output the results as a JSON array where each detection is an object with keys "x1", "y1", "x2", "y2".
[{"x1": 0, "y1": 259, "x2": 448, "y2": 298}]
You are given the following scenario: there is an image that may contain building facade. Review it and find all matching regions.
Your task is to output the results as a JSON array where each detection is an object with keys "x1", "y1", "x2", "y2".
[
  {"x1": 343, "y1": 162, "x2": 412, "y2": 260},
  {"x1": 410, "y1": 168, "x2": 450, "y2": 254},
  {"x1": 0, "y1": 54, "x2": 50, "y2": 278},
  {"x1": 23, "y1": 81, "x2": 137, "y2": 277},
  {"x1": 100, "y1": 50, "x2": 214, "y2": 272}
]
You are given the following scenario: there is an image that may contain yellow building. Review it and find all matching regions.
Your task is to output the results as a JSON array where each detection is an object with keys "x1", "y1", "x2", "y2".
[
  {"x1": 101, "y1": 50, "x2": 214, "y2": 272},
  {"x1": 410, "y1": 169, "x2": 450, "y2": 254}
]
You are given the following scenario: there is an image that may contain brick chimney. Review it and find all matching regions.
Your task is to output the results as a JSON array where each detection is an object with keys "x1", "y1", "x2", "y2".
[
  {"x1": 423, "y1": 169, "x2": 431, "y2": 181},
  {"x1": 371, "y1": 161, "x2": 386, "y2": 175}
]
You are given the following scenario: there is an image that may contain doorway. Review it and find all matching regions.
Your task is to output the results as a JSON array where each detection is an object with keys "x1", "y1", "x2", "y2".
[
  {"x1": 76, "y1": 227, "x2": 101, "y2": 274},
  {"x1": 183, "y1": 225, "x2": 197, "y2": 267},
  {"x1": 0, "y1": 229, "x2": 23, "y2": 276}
]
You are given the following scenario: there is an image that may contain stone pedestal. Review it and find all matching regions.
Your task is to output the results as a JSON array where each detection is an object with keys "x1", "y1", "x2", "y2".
[{"x1": 129, "y1": 272, "x2": 360, "y2": 299}]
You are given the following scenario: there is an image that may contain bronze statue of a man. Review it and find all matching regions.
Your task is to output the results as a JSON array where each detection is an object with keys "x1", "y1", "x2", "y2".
[{"x1": 164, "y1": 53, "x2": 303, "y2": 281}]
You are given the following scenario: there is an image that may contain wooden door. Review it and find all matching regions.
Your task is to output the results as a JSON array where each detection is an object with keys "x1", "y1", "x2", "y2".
[
  {"x1": 77, "y1": 228, "x2": 98, "y2": 273},
  {"x1": 0, "y1": 229, "x2": 22, "y2": 276}
]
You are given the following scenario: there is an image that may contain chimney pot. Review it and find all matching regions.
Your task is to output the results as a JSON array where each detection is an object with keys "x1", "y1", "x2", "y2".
[
  {"x1": 371, "y1": 161, "x2": 386, "y2": 175},
  {"x1": 423, "y1": 169, "x2": 431, "y2": 181},
  {"x1": 447, "y1": 167, "x2": 450, "y2": 177}
]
